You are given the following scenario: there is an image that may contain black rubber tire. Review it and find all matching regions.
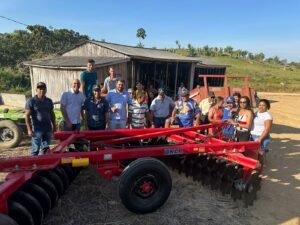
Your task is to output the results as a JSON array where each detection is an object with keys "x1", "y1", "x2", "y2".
[
  {"x1": 8, "y1": 201, "x2": 34, "y2": 225},
  {"x1": 39, "y1": 170, "x2": 64, "y2": 196},
  {"x1": 60, "y1": 164, "x2": 75, "y2": 182},
  {"x1": 0, "y1": 213, "x2": 18, "y2": 225},
  {"x1": 119, "y1": 157, "x2": 172, "y2": 214},
  {"x1": 10, "y1": 191, "x2": 43, "y2": 225},
  {"x1": 30, "y1": 175, "x2": 58, "y2": 208},
  {"x1": 0, "y1": 120, "x2": 23, "y2": 148},
  {"x1": 21, "y1": 183, "x2": 51, "y2": 217},
  {"x1": 53, "y1": 166, "x2": 70, "y2": 191}
]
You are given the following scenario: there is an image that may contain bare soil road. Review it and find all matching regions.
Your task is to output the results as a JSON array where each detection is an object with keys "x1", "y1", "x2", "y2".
[{"x1": 0, "y1": 92, "x2": 299, "y2": 225}]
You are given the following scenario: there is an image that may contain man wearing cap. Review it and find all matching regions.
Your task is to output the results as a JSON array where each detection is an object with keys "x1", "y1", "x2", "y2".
[
  {"x1": 80, "y1": 59, "x2": 98, "y2": 98},
  {"x1": 25, "y1": 82, "x2": 56, "y2": 155},
  {"x1": 199, "y1": 92, "x2": 215, "y2": 124},
  {"x1": 102, "y1": 67, "x2": 117, "y2": 94},
  {"x1": 106, "y1": 79, "x2": 132, "y2": 129},
  {"x1": 83, "y1": 84, "x2": 109, "y2": 130},
  {"x1": 222, "y1": 96, "x2": 237, "y2": 140},
  {"x1": 168, "y1": 88, "x2": 201, "y2": 127},
  {"x1": 150, "y1": 88, "x2": 174, "y2": 128},
  {"x1": 60, "y1": 79, "x2": 85, "y2": 131}
]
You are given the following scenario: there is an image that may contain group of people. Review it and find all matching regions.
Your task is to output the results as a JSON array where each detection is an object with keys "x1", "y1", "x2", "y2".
[{"x1": 25, "y1": 59, "x2": 272, "y2": 159}]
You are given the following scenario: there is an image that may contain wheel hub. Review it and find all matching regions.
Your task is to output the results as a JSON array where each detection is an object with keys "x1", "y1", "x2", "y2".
[
  {"x1": 0, "y1": 128, "x2": 14, "y2": 141},
  {"x1": 134, "y1": 174, "x2": 157, "y2": 198}
]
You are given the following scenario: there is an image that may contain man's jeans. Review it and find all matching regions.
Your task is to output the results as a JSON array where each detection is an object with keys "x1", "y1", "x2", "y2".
[
  {"x1": 109, "y1": 120, "x2": 126, "y2": 129},
  {"x1": 32, "y1": 131, "x2": 52, "y2": 156}
]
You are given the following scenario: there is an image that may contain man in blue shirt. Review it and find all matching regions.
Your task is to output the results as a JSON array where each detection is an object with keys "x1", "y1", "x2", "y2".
[
  {"x1": 83, "y1": 85, "x2": 109, "y2": 130},
  {"x1": 80, "y1": 59, "x2": 98, "y2": 98},
  {"x1": 106, "y1": 79, "x2": 131, "y2": 129},
  {"x1": 25, "y1": 82, "x2": 56, "y2": 155},
  {"x1": 169, "y1": 88, "x2": 201, "y2": 127},
  {"x1": 150, "y1": 88, "x2": 174, "y2": 128}
]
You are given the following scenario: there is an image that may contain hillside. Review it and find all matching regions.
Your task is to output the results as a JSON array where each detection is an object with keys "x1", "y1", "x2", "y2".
[{"x1": 206, "y1": 56, "x2": 300, "y2": 92}]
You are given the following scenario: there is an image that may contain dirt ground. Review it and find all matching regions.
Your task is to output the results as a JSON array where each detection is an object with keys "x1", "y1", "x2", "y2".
[{"x1": 0, "y1": 92, "x2": 299, "y2": 225}]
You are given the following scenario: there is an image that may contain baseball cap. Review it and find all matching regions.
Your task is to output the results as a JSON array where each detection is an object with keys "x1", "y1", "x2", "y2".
[
  {"x1": 226, "y1": 96, "x2": 234, "y2": 103},
  {"x1": 181, "y1": 88, "x2": 189, "y2": 97},
  {"x1": 93, "y1": 84, "x2": 101, "y2": 91},
  {"x1": 36, "y1": 82, "x2": 46, "y2": 88},
  {"x1": 158, "y1": 88, "x2": 165, "y2": 96}
]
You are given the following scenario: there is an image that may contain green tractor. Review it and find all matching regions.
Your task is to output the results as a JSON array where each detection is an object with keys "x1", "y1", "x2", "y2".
[{"x1": 0, "y1": 107, "x2": 63, "y2": 148}]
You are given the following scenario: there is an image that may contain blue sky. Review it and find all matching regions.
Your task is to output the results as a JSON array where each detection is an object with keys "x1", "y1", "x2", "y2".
[{"x1": 1, "y1": 0, "x2": 300, "y2": 62}]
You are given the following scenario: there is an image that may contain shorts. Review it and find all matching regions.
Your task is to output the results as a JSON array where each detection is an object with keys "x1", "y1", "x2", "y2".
[{"x1": 251, "y1": 134, "x2": 271, "y2": 152}]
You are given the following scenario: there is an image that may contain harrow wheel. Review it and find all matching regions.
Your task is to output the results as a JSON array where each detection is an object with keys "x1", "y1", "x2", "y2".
[
  {"x1": 119, "y1": 157, "x2": 172, "y2": 214},
  {"x1": 0, "y1": 213, "x2": 18, "y2": 225},
  {"x1": 21, "y1": 183, "x2": 51, "y2": 217},
  {"x1": 243, "y1": 171, "x2": 261, "y2": 207},
  {"x1": 60, "y1": 164, "x2": 75, "y2": 182},
  {"x1": 53, "y1": 166, "x2": 70, "y2": 190},
  {"x1": 10, "y1": 191, "x2": 43, "y2": 225},
  {"x1": 39, "y1": 170, "x2": 64, "y2": 196},
  {"x1": 30, "y1": 175, "x2": 58, "y2": 208},
  {"x1": 8, "y1": 201, "x2": 34, "y2": 225}
]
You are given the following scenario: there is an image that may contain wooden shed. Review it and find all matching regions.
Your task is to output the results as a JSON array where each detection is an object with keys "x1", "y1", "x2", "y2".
[{"x1": 24, "y1": 41, "x2": 227, "y2": 101}]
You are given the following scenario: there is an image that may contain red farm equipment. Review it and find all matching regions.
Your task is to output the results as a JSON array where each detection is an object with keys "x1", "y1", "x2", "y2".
[
  {"x1": 190, "y1": 75, "x2": 258, "y2": 107},
  {"x1": 0, "y1": 124, "x2": 262, "y2": 225}
]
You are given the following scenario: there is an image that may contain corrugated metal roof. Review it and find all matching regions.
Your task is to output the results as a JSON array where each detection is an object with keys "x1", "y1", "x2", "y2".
[
  {"x1": 23, "y1": 56, "x2": 129, "y2": 68},
  {"x1": 90, "y1": 41, "x2": 201, "y2": 62},
  {"x1": 195, "y1": 57, "x2": 228, "y2": 67}
]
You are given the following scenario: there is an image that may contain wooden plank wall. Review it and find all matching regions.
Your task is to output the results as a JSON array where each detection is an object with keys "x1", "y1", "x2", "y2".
[
  {"x1": 31, "y1": 62, "x2": 129, "y2": 102},
  {"x1": 62, "y1": 43, "x2": 129, "y2": 58}
]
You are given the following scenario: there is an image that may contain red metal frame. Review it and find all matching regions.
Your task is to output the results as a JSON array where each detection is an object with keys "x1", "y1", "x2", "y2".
[
  {"x1": 190, "y1": 75, "x2": 257, "y2": 107},
  {"x1": 0, "y1": 123, "x2": 260, "y2": 214}
]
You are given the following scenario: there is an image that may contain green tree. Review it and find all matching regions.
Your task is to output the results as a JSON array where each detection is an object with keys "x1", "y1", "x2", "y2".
[
  {"x1": 175, "y1": 40, "x2": 181, "y2": 49},
  {"x1": 136, "y1": 28, "x2": 147, "y2": 47}
]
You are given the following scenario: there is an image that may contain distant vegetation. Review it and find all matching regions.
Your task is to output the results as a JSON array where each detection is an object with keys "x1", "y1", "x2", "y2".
[
  {"x1": 166, "y1": 42, "x2": 300, "y2": 93},
  {"x1": 0, "y1": 25, "x2": 299, "y2": 94},
  {"x1": 0, "y1": 25, "x2": 89, "y2": 95}
]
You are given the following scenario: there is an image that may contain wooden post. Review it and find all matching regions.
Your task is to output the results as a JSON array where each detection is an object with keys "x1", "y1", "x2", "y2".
[{"x1": 174, "y1": 62, "x2": 179, "y2": 99}]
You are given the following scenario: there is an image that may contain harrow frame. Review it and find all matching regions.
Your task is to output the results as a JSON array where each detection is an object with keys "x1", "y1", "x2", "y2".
[{"x1": 0, "y1": 123, "x2": 261, "y2": 224}]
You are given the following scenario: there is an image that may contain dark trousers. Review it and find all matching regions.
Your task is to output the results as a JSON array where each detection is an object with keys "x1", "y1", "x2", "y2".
[{"x1": 153, "y1": 117, "x2": 167, "y2": 128}]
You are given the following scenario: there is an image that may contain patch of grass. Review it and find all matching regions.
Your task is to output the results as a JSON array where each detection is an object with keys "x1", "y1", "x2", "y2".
[{"x1": 206, "y1": 56, "x2": 300, "y2": 92}]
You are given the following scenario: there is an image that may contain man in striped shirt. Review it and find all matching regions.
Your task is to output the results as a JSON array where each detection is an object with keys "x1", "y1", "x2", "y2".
[{"x1": 128, "y1": 93, "x2": 154, "y2": 129}]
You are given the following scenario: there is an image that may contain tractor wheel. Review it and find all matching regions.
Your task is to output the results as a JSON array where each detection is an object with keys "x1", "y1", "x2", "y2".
[
  {"x1": 119, "y1": 157, "x2": 172, "y2": 214},
  {"x1": 0, "y1": 120, "x2": 23, "y2": 148},
  {"x1": 0, "y1": 213, "x2": 18, "y2": 225}
]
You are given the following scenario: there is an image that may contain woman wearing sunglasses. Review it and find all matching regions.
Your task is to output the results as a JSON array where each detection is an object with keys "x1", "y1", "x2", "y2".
[{"x1": 229, "y1": 96, "x2": 253, "y2": 141}]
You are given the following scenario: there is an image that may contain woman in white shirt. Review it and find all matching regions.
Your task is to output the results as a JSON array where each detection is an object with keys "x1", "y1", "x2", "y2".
[{"x1": 251, "y1": 99, "x2": 273, "y2": 155}]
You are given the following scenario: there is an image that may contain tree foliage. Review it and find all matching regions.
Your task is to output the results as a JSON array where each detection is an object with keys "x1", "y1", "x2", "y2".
[
  {"x1": 0, "y1": 25, "x2": 89, "y2": 68},
  {"x1": 0, "y1": 25, "x2": 89, "y2": 94},
  {"x1": 136, "y1": 28, "x2": 146, "y2": 47}
]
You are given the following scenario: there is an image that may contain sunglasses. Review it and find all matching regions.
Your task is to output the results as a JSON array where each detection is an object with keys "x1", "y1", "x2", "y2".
[
  {"x1": 239, "y1": 101, "x2": 247, "y2": 104},
  {"x1": 227, "y1": 102, "x2": 233, "y2": 104}
]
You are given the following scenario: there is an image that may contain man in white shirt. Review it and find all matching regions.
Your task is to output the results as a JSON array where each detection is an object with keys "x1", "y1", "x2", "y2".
[
  {"x1": 199, "y1": 92, "x2": 215, "y2": 124},
  {"x1": 102, "y1": 67, "x2": 117, "y2": 93},
  {"x1": 60, "y1": 79, "x2": 85, "y2": 131}
]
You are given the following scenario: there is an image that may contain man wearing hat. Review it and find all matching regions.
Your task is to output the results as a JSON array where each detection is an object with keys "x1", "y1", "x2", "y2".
[
  {"x1": 168, "y1": 88, "x2": 201, "y2": 127},
  {"x1": 82, "y1": 84, "x2": 109, "y2": 130},
  {"x1": 199, "y1": 92, "x2": 215, "y2": 124},
  {"x1": 150, "y1": 88, "x2": 174, "y2": 128},
  {"x1": 222, "y1": 96, "x2": 237, "y2": 140},
  {"x1": 25, "y1": 82, "x2": 56, "y2": 155},
  {"x1": 60, "y1": 79, "x2": 85, "y2": 131}
]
